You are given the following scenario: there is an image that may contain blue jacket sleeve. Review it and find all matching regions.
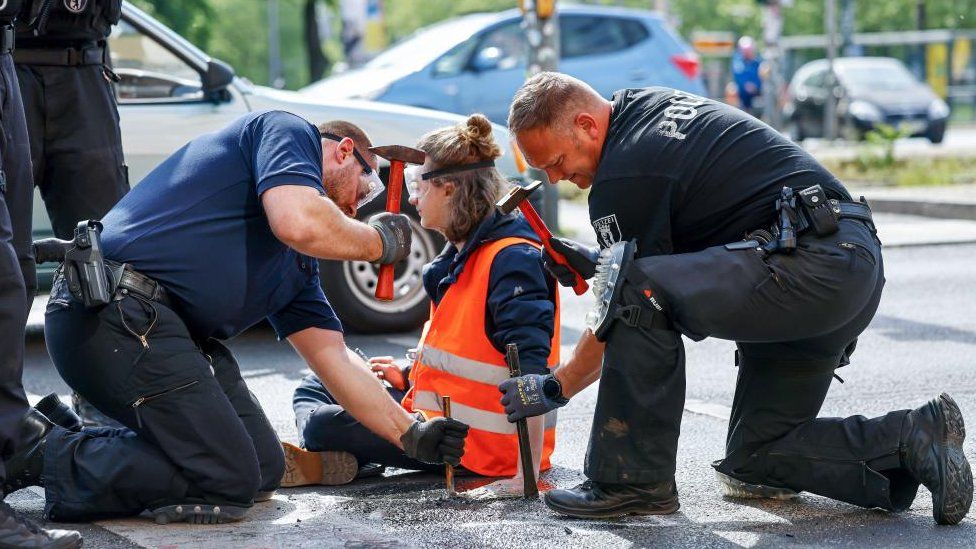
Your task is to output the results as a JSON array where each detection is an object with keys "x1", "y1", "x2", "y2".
[{"x1": 486, "y1": 243, "x2": 556, "y2": 376}]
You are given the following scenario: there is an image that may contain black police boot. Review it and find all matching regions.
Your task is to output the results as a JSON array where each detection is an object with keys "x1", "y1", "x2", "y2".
[
  {"x1": 899, "y1": 393, "x2": 973, "y2": 525},
  {"x1": 543, "y1": 480, "x2": 679, "y2": 519},
  {"x1": 34, "y1": 394, "x2": 83, "y2": 432},
  {"x1": 149, "y1": 501, "x2": 248, "y2": 525},
  {"x1": 71, "y1": 392, "x2": 124, "y2": 429},
  {"x1": 0, "y1": 501, "x2": 82, "y2": 549},
  {"x1": 714, "y1": 470, "x2": 799, "y2": 500},
  {"x1": 2, "y1": 410, "x2": 53, "y2": 496}
]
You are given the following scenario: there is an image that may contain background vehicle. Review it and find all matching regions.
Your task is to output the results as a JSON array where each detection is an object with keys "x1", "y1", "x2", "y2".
[
  {"x1": 299, "y1": 5, "x2": 707, "y2": 124},
  {"x1": 784, "y1": 57, "x2": 950, "y2": 143},
  {"x1": 30, "y1": 2, "x2": 524, "y2": 333}
]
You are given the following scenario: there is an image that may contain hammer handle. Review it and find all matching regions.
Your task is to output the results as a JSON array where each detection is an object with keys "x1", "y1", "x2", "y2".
[
  {"x1": 375, "y1": 160, "x2": 404, "y2": 301},
  {"x1": 518, "y1": 200, "x2": 589, "y2": 295}
]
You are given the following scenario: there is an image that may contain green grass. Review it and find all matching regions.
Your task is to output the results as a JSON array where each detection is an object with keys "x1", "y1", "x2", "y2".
[{"x1": 822, "y1": 155, "x2": 976, "y2": 187}]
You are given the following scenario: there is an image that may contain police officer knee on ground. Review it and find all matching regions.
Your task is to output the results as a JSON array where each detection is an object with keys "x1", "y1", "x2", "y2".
[
  {"x1": 498, "y1": 72, "x2": 973, "y2": 524},
  {"x1": 1, "y1": 111, "x2": 469, "y2": 525}
]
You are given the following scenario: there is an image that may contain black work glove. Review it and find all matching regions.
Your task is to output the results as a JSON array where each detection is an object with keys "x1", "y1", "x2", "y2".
[
  {"x1": 498, "y1": 373, "x2": 568, "y2": 422},
  {"x1": 543, "y1": 237, "x2": 600, "y2": 286},
  {"x1": 400, "y1": 417, "x2": 469, "y2": 466},
  {"x1": 369, "y1": 212, "x2": 412, "y2": 264}
]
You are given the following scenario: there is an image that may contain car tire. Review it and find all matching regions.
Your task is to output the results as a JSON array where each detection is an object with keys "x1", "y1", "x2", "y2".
[
  {"x1": 928, "y1": 129, "x2": 945, "y2": 144},
  {"x1": 319, "y1": 203, "x2": 444, "y2": 334}
]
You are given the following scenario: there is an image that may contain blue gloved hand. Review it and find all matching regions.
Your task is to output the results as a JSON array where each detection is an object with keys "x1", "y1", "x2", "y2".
[{"x1": 498, "y1": 373, "x2": 568, "y2": 422}]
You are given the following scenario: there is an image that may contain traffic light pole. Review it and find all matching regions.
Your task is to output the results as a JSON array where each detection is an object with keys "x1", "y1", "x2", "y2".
[{"x1": 521, "y1": 0, "x2": 561, "y2": 231}]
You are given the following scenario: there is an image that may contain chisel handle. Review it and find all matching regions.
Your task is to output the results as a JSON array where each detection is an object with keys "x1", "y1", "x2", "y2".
[
  {"x1": 518, "y1": 200, "x2": 589, "y2": 296},
  {"x1": 441, "y1": 395, "x2": 456, "y2": 496},
  {"x1": 375, "y1": 159, "x2": 405, "y2": 301},
  {"x1": 505, "y1": 344, "x2": 539, "y2": 498}
]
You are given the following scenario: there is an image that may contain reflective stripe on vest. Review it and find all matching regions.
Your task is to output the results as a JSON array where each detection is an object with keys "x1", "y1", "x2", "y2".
[
  {"x1": 412, "y1": 390, "x2": 557, "y2": 435},
  {"x1": 401, "y1": 236, "x2": 560, "y2": 477}
]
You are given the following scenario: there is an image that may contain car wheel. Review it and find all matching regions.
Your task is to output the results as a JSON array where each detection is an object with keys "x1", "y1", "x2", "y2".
[
  {"x1": 319, "y1": 214, "x2": 442, "y2": 333},
  {"x1": 928, "y1": 129, "x2": 945, "y2": 144}
]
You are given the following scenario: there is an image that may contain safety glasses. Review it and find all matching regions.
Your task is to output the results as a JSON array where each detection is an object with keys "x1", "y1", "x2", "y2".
[
  {"x1": 321, "y1": 132, "x2": 386, "y2": 209},
  {"x1": 404, "y1": 165, "x2": 424, "y2": 200}
]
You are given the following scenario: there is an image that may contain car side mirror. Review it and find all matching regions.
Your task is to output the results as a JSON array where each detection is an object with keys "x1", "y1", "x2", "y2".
[
  {"x1": 202, "y1": 58, "x2": 235, "y2": 102},
  {"x1": 471, "y1": 47, "x2": 502, "y2": 73}
]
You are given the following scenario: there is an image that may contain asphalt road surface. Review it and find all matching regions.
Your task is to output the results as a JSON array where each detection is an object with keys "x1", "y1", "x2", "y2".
[{"x1": 8, "y1": 212, "x2": 976, "y2": 548}]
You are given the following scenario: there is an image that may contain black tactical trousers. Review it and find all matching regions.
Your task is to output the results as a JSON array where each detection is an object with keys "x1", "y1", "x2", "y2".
[
  {"x1": 16, "y1": 60, "x2": 129, "y2": 242},
  {"x1": 0, "y1": 52, "x2": 33, "y2": 484},
  {"x1": 587, "y1": 218, "x2": 919, "y2": 511},
  {"x1": 41, "y1": 277, "x2": 284, "y2": 522}
]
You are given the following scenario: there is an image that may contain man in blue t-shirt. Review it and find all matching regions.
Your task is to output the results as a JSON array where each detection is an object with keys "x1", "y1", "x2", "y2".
[{"x1": 1, "y1": 111, "x2": 469, "y2": 525}]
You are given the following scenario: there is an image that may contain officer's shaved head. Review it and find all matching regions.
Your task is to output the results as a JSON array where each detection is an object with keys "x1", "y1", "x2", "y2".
[
  {"x1": 318, "y1": 120, "x2": 376, "y2": 165},
  {"x1": 508, "y1": 72, "x2": 604, "y2": 134}
]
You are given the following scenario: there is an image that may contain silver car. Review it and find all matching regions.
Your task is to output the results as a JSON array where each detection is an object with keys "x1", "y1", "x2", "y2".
[{"x1": 31, "y1": 2, "x2": 525, "y2": 333}]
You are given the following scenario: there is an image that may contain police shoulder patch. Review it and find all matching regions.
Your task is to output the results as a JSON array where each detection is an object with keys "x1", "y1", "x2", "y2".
[
  {"x1": 592, "y1": 214, "x2": 622, "y2": 248},
  {"x1": 64, "y1": 0, "x2": 88, "y2": 14}
]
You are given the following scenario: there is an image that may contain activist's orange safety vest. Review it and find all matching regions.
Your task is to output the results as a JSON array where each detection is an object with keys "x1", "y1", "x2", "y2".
[{"x1": 401, "y1": 237, "x2": 560, "y2": 477}]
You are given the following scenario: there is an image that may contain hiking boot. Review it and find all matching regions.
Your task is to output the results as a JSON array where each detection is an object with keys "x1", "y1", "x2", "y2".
[
  {"x1": 544, "y1": 479, "x2": 679, "y2": 519},
  {"x1": 281, "y1": 442, "x2": 358, "y2": 487},
  {"x1": 0, "y1": 501, "x2": 81, "y2": 548},
  {"x1": 715, "y1": 470, "x2": 799, "y2": 500},
  {"x1": 2, "y1": 410, "x2": 52, "y2": 496},
  {"x1": 900, "y1": 393, "x2": 973, "y2": 525}
]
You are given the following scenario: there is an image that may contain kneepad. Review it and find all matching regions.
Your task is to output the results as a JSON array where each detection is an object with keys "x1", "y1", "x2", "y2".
[{"x1": 586, "y1": 240, "x2": 671, "y2": 342}]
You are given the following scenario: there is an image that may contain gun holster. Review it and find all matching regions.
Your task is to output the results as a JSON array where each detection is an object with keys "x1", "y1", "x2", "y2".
[{"x1": 34, "y1": 220, "x2": 113, "y2": 308}]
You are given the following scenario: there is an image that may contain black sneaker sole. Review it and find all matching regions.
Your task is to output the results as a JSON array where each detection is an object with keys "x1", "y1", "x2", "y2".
[
  {"x1": 151, "y1": 503, "x2": 248, "y2": 525},
  {"x1": 934, "y1": 393, "x2": 973, "y2": 525},
  {"x1": 543, "y1": 492, "x2": 680, "y2": 519}
]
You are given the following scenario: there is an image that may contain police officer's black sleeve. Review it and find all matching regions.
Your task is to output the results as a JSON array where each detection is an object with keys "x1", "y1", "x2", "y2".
[
  {"x1": 268, "y1": 277, "x2": 343, "y2": 340},
  {"x1": 485, "y1": 244, "x2": 556, "y2": 375},
  {"x1": 243, "y1": 111, "x2": 325, "y2": 197}
]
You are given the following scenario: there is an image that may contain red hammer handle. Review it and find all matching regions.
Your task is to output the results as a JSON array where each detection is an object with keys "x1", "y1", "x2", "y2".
[
  {"x1": 518, "y1": 200, "x2": 589, "y2": 295},
  {"x1": 376, "y1": 160, "x2": 404, "y2": 301}
]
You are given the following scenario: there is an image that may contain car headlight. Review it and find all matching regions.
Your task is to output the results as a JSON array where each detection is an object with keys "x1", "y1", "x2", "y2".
[
  {"x1": 928, "y1": 98, "x2": 951, "y2": 119},
  {"x1": 350, "y1": 83, "x2": 391, "y2": 101},
  {"x1": 848, "y1": 100, "x2": 883, "y2": 122}
]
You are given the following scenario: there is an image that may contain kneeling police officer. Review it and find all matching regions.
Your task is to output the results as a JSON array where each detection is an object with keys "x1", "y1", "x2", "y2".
[
  {"x1": 2, "y1": 111, "x2": 468, "y2": 524},
  {"x1": 499, "y1": 72, "x2": 973, "y2": 524}
]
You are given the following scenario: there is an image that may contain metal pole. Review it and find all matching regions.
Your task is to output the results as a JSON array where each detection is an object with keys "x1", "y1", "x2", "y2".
[
  {"x1": 761, "y1": 1, "x2": 784, "y2": 130},
  {"x1": 268, "y1": 0, "x2": 283, "y2": 88},
  {"x1": 824, "y1": 0, "x2": 838, "y2": 141},
  {"x1": 523, "y1": 0, "x2": 560, "y2": 231}
]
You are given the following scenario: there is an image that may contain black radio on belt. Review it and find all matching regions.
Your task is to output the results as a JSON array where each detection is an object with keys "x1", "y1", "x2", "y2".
[
  {"x1": 797, "y1": 185, "x2": 840, "y2": 237},
  {"x1": 33, "y1": 219, "x2": 112, "y2": 308}
]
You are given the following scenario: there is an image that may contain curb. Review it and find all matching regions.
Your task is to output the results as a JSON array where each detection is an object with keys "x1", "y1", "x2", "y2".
[{"x1": 866, "y1": 198, "x2": 976, "y2": 221}]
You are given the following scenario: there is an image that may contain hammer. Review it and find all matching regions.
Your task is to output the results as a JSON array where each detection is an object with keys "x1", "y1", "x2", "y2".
[
  {"x1": 496, "y1": 181, "x2": 588, "y2": 295},
  {"x1": 368, "y1": 145, "x2": 426, "y2": 301}
]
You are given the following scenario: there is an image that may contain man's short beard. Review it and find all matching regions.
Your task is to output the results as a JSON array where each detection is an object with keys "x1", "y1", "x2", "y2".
[{"x1": 322, "y1": 161, "x2": 360, "y2": 214}]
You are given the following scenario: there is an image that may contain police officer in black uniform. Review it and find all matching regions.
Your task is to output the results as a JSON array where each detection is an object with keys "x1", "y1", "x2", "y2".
[
  {"x1": 14, "y1": 0, "x2": 127, "y2": 250},
  {"x1": 499, "y1": 72, "x2": 973, "y2": 524},
  {"x1": 0, "y1": 0, "x2": 81, "y2": 546}
]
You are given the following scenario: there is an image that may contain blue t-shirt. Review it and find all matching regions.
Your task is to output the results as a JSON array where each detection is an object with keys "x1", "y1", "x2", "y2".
[{"x1": 100, "y1": 110, "x2": 342, "y2": 340}]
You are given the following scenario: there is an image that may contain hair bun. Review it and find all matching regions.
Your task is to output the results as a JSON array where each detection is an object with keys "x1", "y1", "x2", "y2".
[{"x1": 462, "y1": 113, "x2": 501, "y2": 161}]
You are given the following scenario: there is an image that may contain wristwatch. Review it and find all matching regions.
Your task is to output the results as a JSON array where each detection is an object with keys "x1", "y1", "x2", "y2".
[{"x1": 543, "y1": 374, "x2": 569, "y2": 405}]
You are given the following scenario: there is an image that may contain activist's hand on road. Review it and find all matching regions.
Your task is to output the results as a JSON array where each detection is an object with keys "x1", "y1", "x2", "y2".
[
  {"x1": 543, "y1": 238, "x2": 599, "y2": 287},
  {"x1": 369, "y1": 212, "x2": 412, "y2": 264},
  {"x1": 400, "y1": 417, "x2": 469, "y2": 466},
  {"x1": 370, "y1": 356, "x2": 407, "y2": 391},
  {"x1": 498, "y1": 373, "x2": 568, "y2": 422}
]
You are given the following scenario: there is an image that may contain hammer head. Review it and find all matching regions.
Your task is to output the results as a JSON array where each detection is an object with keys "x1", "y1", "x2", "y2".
[
  {"x1": 496, "y1": 180, "x2": 543, "y2": 214},
  {"x1": 368, "y1": 144, "x2": 426, "y2": 165}
]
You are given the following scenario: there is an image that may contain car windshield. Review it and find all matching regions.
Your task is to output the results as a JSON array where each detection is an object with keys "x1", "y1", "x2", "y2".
[
  {"x1": 364, "y1": 14, "x2": 497, "y2": 72},
  {"x1": 836, "y1": 62, "x2": 919, "y2": 94}
]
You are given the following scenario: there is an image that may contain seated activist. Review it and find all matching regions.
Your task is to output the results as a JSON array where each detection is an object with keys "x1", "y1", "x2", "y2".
[
  {"x1": 1, "y1": 111, "x2": 468, "y2": 525},
  {"x1": 284, "y1": 114, "x2": 560, "y2": 487}
]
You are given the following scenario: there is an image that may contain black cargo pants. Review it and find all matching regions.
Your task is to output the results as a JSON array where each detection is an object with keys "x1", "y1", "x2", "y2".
[
  {"x1": 587, "y1": 218, "x2": 919, "y2": 511},
  {"x1": 0, "y1": 49, "x2": 34, "y2": 484},
  {"x1": 16, "y1": 47, "x2": 129, "y2": 242},
  {"x1": 40, "y1": 275, "x2": 285, "y2": 521}
]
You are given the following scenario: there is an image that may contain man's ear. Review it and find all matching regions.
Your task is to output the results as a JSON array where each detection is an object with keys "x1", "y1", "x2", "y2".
[
  {"x1": 576, "y1": 112, "x2": 599, "y2": 139},
  {"x1": 335, "y1": 136, "x2": 356, "y2": 162}
]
